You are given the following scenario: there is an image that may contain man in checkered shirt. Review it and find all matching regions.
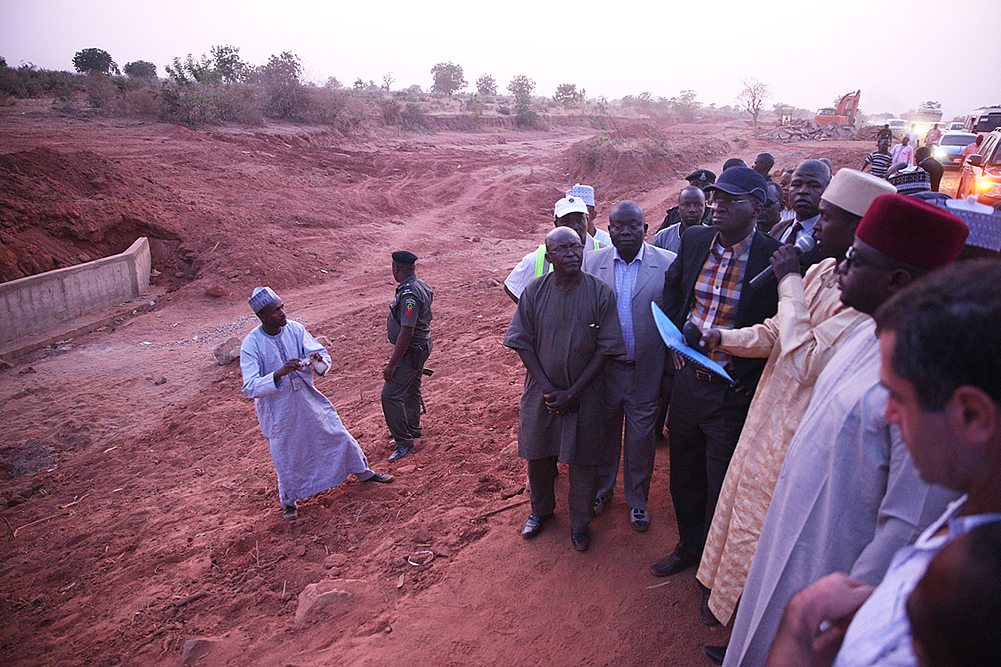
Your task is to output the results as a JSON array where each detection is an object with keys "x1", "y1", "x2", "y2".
[{"x1": 650, "y1": 167, "x2": 782, "y2": 584}]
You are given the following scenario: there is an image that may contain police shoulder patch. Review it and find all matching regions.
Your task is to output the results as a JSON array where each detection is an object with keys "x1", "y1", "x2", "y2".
[{"x1": 404, "y1": 297, "x2": 417, "y2": 318}]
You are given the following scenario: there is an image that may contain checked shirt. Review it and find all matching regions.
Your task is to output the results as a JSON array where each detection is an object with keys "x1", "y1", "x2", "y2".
[{"x1": 689, "y1": 232, "x2": 754, "y2": 365}]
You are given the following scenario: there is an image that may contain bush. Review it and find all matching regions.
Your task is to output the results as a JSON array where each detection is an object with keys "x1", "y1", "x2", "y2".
[
  {"x1": 159, "y1": 84, "x2": 218, "y2": 126},
  {"x1": 113, "y1": 89, "x2": 160, "y2": 116},
  {"x1": 399, "y1": 103, "x2": 429, "y2": 131},
  {"x1": 85, "y1": 77, "x2": 116, "y2": 108},
  {"x1": 212, "y1": 84, "x2": 264, "y2": 125},
  {"x1": 464, "y1": 94, "x2": 484, "y2": 116},
  {"x1": 0, "y1": 64, "x2": 81, "y2": 98},
  {"x1": 516, "y1": 107, "x2": 539, "y2": 129}
]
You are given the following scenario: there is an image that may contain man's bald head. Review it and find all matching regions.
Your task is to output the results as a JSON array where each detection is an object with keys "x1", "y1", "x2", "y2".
[
  {"x1": 753, "y1": 153, "x2": 775, "y2": 177},
  {"x1": 680, "y1": 185, "x2": 705, "y2": 202},
  {"x1": 545, "y1": 226, "x2": 581, "y2": 251},
  {"x1": 609, "y1": 200, "x2": 645, "y2": 224}
]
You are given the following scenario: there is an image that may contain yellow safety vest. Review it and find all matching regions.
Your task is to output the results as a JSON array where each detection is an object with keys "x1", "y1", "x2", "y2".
[{"x1": 534, "y1": 239, "x2": 600, "y2": 277}]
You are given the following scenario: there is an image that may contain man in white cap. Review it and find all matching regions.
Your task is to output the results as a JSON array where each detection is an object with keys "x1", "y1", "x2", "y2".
[
  {"x1": 567, "y1": 183, "x2": 611, "y2": 245},
  {"x1": 691, "y1": 170, "x2": 895, "y2": 655},
  {"x1": 241, "y1": 287, "x2": 393, "y2": 521},
  {"x1": 503, "y1": 195, "x2": 605, "y2": 304}
]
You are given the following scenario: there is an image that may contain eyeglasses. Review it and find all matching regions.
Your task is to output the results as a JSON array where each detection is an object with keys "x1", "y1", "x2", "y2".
[
  {"x1": 548, "y1": 243, "x2": 583, "y2": 256},
  {"x1": 709, "y1": 195, "x2": 751, "y2": 209},
  {"x1": 844, "y1": 246, "x2": 903, "y2": 272}
]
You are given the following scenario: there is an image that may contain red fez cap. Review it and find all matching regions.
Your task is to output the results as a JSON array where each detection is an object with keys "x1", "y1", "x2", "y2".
[{"x1": 855, "y1": 194, "x2": 969, "y2": 271}]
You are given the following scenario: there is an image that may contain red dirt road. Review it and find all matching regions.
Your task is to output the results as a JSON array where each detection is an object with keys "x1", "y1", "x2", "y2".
[{"x1": 0, "y1": 104, "x2": 876, "y2": 666}]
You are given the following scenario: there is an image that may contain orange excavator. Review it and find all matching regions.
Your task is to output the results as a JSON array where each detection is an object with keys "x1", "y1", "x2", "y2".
[{"x1": 815, "y1": 90, "x2": 860, "y2": 126}]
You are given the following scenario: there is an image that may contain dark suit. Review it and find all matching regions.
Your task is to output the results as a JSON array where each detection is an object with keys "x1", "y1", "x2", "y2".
[{"x1": 662, "y1": 225, "x2": 781, "y2": 558}]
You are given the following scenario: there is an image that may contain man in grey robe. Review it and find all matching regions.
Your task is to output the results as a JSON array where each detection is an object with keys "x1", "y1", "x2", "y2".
[
  {"x1": 723, "y1": 195, "x2": 968, "y2": 667},
  {"x1": 504, "y1": 227, "x2": 625, "y2": 552},
  {"x1": 241, "y1": 287, "x2": 393, "y2": 521}
]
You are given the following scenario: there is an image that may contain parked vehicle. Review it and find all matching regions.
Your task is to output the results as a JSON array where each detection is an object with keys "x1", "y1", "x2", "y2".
[
  {"x1": 948, "y1": 122, "x2": 965, "y2": 131},
  {"x1": 957, "y1": 129, "x2": 1001, "y2": 206},
  {"x1": 888, "y1": 118, "x2": 908, "y2": 140},
  {"x1": 963, "y1": 107, "x2": 1001, "y2": 135},
  {"x1": 933, "y1": 132, "x2": 979, "y2": 168}
]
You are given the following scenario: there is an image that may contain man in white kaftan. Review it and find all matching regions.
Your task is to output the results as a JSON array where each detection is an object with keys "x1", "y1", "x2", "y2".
[
  {"x1": 241, "y1": 287, "x2": 392, "y2": 520},
  {"x1": 723, "y1": 195, "x2": 968, "y2": 667}
]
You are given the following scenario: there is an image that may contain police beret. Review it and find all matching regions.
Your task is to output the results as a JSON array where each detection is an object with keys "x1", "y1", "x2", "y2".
[
  {"x1": 685, "y1": 169, "x2": 717, "y2": 184},
  {"x1": 392, "y1": 250, "x2": 418, "y2": 265}
]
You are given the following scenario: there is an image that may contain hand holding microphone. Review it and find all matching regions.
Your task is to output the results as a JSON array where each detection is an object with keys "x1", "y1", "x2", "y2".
[{"x1": 750, "y1": 234, "x2": 816, "y2": 289}]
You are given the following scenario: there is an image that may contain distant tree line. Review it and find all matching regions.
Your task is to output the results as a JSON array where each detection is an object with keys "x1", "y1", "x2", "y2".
[{"x1": 0, "y1": 48, "x2": 778, "y2": 131}]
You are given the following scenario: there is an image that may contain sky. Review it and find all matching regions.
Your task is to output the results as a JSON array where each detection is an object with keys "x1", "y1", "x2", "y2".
[{"x1": 2, "y1": 0, "x2": 999, "y2": 121}]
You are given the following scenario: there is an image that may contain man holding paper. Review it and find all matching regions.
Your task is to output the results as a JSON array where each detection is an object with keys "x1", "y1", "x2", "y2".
[
  {"x1": 651, "y1": 167, "x2": 781, "y2": 579},
  {"x1": 241, "y1": 287, "x2": 393, "y2": 522}
]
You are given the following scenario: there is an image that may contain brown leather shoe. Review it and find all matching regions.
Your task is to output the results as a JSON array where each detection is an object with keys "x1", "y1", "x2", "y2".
[{"x1": 650, "y1": 551, "x2": 699, "y2": 577}]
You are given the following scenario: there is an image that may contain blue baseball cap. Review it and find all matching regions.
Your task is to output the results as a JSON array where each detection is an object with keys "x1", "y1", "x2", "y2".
[{"x1": 704, "y1": 167, "x2": 768, "y2": 204}]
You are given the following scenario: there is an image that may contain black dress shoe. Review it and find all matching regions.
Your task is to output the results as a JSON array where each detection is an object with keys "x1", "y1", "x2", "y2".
[
  {"x1": 570, "y1": 529, "x2": 591, "y2": 551},
  {"x1": 650, "y1": 550, "x2": 699, "y2": 577},
  {"x1": 388, "y1": 444, "x2": 413, "y2": 462},
  {"x1": 704, "y1": 645, "x2": 726, "y2": 665},
  {"x1": 520, "y1": 513, "x2": 552, "y2": 538}
]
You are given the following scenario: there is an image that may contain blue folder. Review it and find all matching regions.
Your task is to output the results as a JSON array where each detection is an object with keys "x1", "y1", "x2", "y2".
[{"x1": 651, "y1": 302, "x2": 734, "y2": 383}]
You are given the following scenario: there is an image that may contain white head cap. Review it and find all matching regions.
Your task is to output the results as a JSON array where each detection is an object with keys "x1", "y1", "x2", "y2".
[
  {"x1": 554, "y1": 196, "x2": 589, "y2": 219},
  {"x1": 566, "y1": 183, "x2": 595, "y2": 207},
  {"x1": 249, "y1": 287, "x2": 279, "y2": 313},
  {"x1": 821, "y1": 168, "x2": 896, "y2": 217}
]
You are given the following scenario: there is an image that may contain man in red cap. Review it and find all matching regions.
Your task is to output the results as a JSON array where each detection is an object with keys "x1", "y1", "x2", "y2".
[{"x1": 722, "y1": 195, "x2": 968, "y2": 667}]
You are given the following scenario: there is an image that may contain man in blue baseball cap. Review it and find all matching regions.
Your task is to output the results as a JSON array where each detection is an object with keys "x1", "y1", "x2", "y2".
[{"x1": 651, "y1": 167, "x2": 782, "y2": 586}]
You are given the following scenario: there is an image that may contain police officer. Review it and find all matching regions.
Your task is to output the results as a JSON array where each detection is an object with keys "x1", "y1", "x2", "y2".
[
  {"x1": 656, "y1": 169, "x2": 715, "y2": 233},
  {"x1": 383, "y1": 250, "x2": 433, "y2": 463}
]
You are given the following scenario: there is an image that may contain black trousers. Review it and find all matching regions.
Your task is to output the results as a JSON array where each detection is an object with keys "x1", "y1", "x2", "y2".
[
  {"x1": 526, "y1": 457, "x2": 598, "y2": 533},
  {"x1": 381, "y1": 341, "x2": 431, "y2": 449},
  {"x1": 667, "y1": 364, "x2": 752, "y2": 558}
]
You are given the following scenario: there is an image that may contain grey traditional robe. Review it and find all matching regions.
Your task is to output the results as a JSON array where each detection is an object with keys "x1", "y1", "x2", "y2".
[
  {"x1": 504, "y1": 272, "x2": 625, "y2": 466},
  {"x1": 723, "y1": 321, "x2": 959, "y2": 667},
  {"x1": 241, "y1": 321, "x2": 371, "y2": 507}
]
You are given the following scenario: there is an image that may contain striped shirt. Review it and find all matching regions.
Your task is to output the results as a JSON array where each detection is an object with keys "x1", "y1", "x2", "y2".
[
  {"x1": 689, "y1": 232, "x2": 754, "y2": 364},
  {"x1": 612, "y1": 243, "x2": 644, "y2": 361},
  {"x1": 863, "y1": 150, "x2": 893, "y2": 178}
]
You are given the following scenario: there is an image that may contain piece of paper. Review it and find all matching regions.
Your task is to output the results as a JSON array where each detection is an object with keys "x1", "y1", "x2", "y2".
[{"x1": 651, "y1": 302, "x2": 734, "y2": 383}]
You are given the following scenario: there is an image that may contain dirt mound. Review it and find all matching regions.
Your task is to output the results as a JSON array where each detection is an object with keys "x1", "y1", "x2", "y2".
[
  {"x1": 0, "y1": 147, "x2": 190, "y2": 283},
  {"x1": 565, "y1": 126, "x2": 730, "y2": 201}
]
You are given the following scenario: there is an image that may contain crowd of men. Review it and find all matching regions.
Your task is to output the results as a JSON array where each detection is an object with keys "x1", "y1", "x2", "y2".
[
  {"x1": 501, "y1": 152, "x2": 1001, "y2": 667},
  {"x1": 233, "y1": 136, "x2": 1001, "y2": 666}
]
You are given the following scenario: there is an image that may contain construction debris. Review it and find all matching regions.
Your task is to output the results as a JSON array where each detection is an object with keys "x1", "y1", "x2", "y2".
[{"x1": 762, "y1": 119, "x2": 875, "y2": 143}]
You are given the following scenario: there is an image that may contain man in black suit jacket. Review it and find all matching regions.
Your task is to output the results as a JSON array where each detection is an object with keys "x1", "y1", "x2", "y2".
[{"x1": 651, "y1": 167, "x2": 781, "y2": 588}]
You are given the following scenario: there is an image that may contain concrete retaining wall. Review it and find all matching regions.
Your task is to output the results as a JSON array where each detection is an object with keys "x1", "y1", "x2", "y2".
[{"x1": 0, "y1": 237, "x2": 151, "y2": 345}]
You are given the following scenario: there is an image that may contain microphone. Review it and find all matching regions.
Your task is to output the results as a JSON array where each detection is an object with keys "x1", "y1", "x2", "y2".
[{"x1": 749, "y1": 234, "x2": 816, "y2": 290}]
